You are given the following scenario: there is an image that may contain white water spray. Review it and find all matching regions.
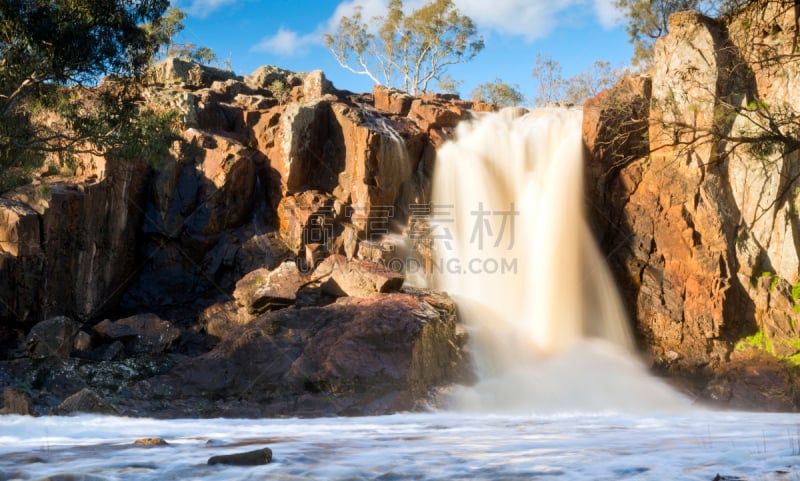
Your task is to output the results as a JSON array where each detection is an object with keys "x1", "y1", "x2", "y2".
[{"x1": 432, "y1": 109, "x2": 687, "y2": 413}]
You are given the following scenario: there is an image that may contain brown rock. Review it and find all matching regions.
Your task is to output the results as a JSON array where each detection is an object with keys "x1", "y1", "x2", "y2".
[
  {"x1": 134, "y1": 438, "x2": 169, "y2": 446},
  {"x1": 3, "y1": 160, "x2": 147, "y2": 321},
  {"x1": 128, "y1": 290, "x2": 468, "y2": 417},
  {"x1": 373, "y1": 86, "x2": 413, "y2": 115},
  {"x1": 208, "y1": 447, "x2": 272, "y2": 466},
  {"x1": 94, "y1": 314, "x2": 180, "y2": 354},
  {"x1": 52, "y1": 388, "x2": 118, "y2": 415},
  {"x1": 0, "y1": 387, "x2": 33, "y2": 415},
  {"x1": 0, "y1": 199, "x2": 40, "y2": 257},
  {"x1": 315, "y1": 255, "x2": 404, "y2": 298},
  {"x1": 277, "y1": 190, "x2": 338, "y2": 254},
  {"x1": 408, "y1": 99, "x2": 466, "y2": 131},
  {"x1": 234, "y1": 262, "x2": 305, "y2": 315}
]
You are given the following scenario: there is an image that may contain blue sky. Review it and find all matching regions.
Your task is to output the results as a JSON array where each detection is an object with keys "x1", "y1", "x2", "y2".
[{"x1": 175, "y1": 0, "x2": 633, "y2": 103}]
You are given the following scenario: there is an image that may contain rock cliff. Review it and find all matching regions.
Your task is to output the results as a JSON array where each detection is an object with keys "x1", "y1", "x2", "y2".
[
  {"x1": 584, "y1": 0, "x2": 800, "y2": 410},
  {"x1": 0, "y1": 58, "x2": 481, "y2": 417}
]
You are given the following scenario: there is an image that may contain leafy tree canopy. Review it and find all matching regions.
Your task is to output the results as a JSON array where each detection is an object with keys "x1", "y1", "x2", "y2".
[
  {"x1": 0, "y1": 0, "x2": 171, "y2": 191},
  {"x1": 144, "y1": 6, "x2": 221, "y2": 66},
  {"x1": 470, "y1": 79, "x2": 525, "y2": 107},
  {"x1": 324, "y1": 0, "x2": 484, "y2": 94}
]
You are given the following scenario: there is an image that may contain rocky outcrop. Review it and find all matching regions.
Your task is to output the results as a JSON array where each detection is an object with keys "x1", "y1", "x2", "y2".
[
  {"x1": 0, "y1": 58, "x2": 485, "y2": 417},
  {"x1": 119, "y1": 290, "x2": 467, "y2": 417},
  {"x1": 584, "y1": 0, "x2": 800, "y2": 409}
]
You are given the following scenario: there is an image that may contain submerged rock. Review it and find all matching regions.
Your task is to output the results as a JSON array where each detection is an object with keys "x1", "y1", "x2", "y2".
[
  {"x1": 207, "y1": 447, "x2": 272, "y2": 466},
  {"x1": 133, "y1": 437, "x2": 169, "y2": 446}
]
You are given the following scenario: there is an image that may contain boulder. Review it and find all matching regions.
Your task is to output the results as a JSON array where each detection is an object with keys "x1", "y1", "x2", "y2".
[
  {"x1": 94, "y1": 314, "x2": 181, "y2": 355},
  {"x1": 234, "y1": 261, "x2": 305, "y2": 315},
  {"x1": 245, "y1": 65, "x2": 301, "y2": 90},
  {"x1": 125, "y1": 290, "x2": 468, "y2": 417},
  {"x1": 208, "y1": 447, "x2": 272, "y2": 466},
  {"x1": 25, "y1": 317, "x2": 83, "y2": 359},
  {"x1": 52, "y1": 388, "x2": 118, "y2": 415},
  {"x1": 146, "y1": 57, "x2": 239, "y2": 89},
  {"x1": 0, "y1": 387, "x2": 33, "y2": 415},
  {"x1": 315, "y1": 255, "x2": 404, "y2": 298},
  {"x1": 302, "y1": 70, "x2": 334, "y2": 100}
]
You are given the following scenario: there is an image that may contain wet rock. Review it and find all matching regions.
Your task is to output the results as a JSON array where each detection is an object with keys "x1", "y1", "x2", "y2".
[
  {"x1": 234, "y1": 262, "x2": 305, "y2": 316},
  {"x1": 315, "y1": 255, "x2": 404, "y2": 298},
  {"x1": 0, "y1": 386, "x2": 33, "y2": 415},
  {"x1": 94, "y1": 314, "x2": 180, "y2": 355},
  {"x1": 26, "y1": 317, "x2": 83, "y2": 360},
  {"x1": 208, "y1": 447, "x2": 273, "y2": 466},
  {"x1": 133, "y1": 438, "x2": 169, "y2": 446},
  {"x1": 52, "y1": 388, "x2": 118, "y2": 415}
]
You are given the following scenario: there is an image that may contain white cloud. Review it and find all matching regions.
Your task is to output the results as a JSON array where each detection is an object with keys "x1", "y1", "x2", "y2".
[
  {"x1": 454, "y1": 0, "x2": 582, "y2": 41},
  {"x1": 251, "y1": 27, "x2": 321, "y2": 56},
  {"x1": 326, "y1": 0, "x2": 389, "y2": 32},
  {"x1": 183, "y1": 0, "x2": 239, "y2": 18},
  {"x1": 593, "y1": 0, "x2": 624, "y2": 28},
  {"x1": 250, "y1": 0, "x2": 624, "y2": 58}
]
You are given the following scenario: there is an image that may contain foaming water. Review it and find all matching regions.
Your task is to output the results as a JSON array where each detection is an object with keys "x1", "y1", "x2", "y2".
[
  {"x1": 432, "y1": 108, "x2": 687, "y2": 413},
  {"x1": 1, "y1": 413, "x2": 798, "y2": 480}
]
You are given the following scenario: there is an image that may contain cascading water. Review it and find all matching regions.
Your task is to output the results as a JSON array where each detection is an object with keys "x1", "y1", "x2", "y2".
[{"x1": 432, "y1": 108, "x2": 687, "y2": 413}]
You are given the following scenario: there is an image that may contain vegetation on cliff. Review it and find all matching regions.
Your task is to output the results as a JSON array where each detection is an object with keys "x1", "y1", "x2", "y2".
[{"x1": 0, "y1": 0, "x2": 179, "y2": 192}]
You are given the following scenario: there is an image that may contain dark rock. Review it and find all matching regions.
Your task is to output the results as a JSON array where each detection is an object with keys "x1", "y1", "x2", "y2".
[
  {"x1": 52, "y1": 388, "x2": 118, "y2": 415},
  {"x1": 208, "y1": 447, "x2": 272, "y2": 466},
  {"x1": 0, "y1": 386, "x2": 33, "y2": 415},
  {"x1": 26, "y1": 317, "x2": 82, "y2": 360}
]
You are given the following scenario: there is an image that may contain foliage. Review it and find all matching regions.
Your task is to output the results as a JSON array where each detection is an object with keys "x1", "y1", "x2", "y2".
[
  {"x1": 144, "y1": 6, "x2": 220, "y2": 66},
  {"x1": 0, "y1": 0, "x2": 169, "y2": 192},
  {"x1": 470, "y1": 78, "x2": 525, "y2": 107},
  {"x1": 614, "y1": 0, "x2": 749, "y2": 66},
  {"x1": 436, "y1": 73, "x2": 463, "y2": 95},
  {"x1": 532, "y1": 55, "x2": 624, "y2": 106},
  {"x1": 324, "y1": 0, "x2": 484, "y2": 94},
  {"x1": 735, "y1": 329, "x2": 774, "y2": 354},
  {"x1": 268, "y1": 80, "x2": 291, "y2": 105},
  {"x1": 532, "y1": 54, "x2": 564, "y2": 106}
]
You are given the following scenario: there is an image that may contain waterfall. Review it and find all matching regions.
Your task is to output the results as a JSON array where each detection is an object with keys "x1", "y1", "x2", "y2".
[{"x1": 432, "y1": 108, "x2": 687, "y2": 413}]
